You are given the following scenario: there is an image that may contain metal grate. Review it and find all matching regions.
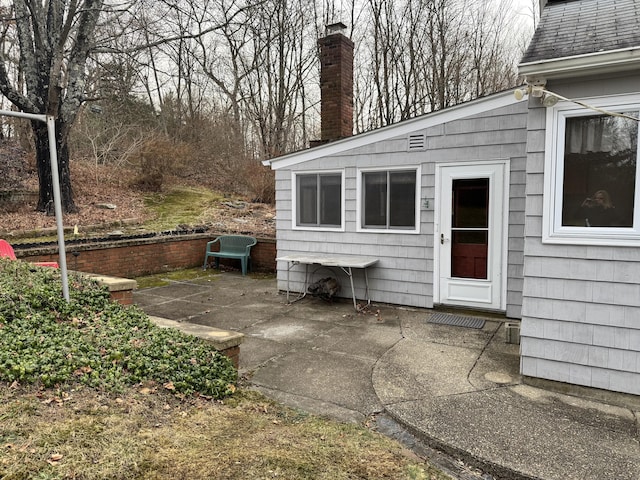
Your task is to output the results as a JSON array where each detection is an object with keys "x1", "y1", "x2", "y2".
[{"x1": 428, "y1": 312, "x2": 486, "y2": 329}]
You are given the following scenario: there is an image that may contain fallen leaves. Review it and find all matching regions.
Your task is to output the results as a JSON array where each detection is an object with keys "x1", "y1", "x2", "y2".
[
  {"x1": 47, "y1": 453, "x2": 64, "y2": 465},
  {"x1": 73, "y1": 365, "x2": 93, "y2": 376},
  {"x1": 41, "y1": 391, "x2": 71, "y2": 406},
  {"x1": 3, "y1": 443, "x2": 37, "y2": 455},
  {"x1": 0, "y1": 156, "x2": 276, "y2": 238}
]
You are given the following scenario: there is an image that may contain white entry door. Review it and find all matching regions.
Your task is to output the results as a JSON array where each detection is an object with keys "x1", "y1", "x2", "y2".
[{"x1": 435, "y1": 162, "x2": 507, "y2": 310}]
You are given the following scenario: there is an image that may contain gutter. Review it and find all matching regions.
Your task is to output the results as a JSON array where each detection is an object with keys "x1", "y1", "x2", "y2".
[{"x1": 519, "y1": 46, "x2": 640, "y2": 80}]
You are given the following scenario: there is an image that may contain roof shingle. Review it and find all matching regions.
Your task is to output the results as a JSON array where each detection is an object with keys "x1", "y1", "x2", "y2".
[{"x1": 521, "y1": 0, "x2": 640, "y2": 64}]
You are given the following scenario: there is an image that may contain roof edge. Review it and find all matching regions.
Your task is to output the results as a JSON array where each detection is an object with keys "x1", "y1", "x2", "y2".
[
  {"x1": 263, "y1": 89, "x2": 523, "y2": 170},
  {"x1": 519, "y1": 46, "x2": 640, "y2": 79}
]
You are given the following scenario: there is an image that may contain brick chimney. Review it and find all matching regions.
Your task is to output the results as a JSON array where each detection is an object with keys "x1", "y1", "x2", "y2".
[{"x1": 315, "y1": 22, "x2": 354, "y2": 145}]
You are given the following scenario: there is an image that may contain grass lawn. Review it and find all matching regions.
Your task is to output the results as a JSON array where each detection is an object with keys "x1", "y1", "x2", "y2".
[
  {"x1": 0, "y1": 260, "x2": 450, "y2": 480},
  {"x1": 0, "y1": 386, "x2": 449, "y2": 479}
]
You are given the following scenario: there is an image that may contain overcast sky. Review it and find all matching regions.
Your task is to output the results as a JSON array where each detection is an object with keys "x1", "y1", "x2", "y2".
[{"x1": 512, "y1": 0, "x2": 538, "y2": 28}]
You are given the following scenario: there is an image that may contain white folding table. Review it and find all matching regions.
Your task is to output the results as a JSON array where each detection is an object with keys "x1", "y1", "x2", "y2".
[{"x1": 276, "y1": 254, "x2": 379, "y2": 311}]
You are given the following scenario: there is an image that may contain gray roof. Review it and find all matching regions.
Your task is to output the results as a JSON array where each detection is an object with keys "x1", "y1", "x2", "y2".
[{"x1": 521, "y1": 0, "x2": 640, "y2": 64}]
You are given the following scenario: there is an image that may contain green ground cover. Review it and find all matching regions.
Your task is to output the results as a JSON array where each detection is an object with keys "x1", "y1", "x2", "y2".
[{"x1": 0, "y1": 260, "x2": 449, "y2": 479}]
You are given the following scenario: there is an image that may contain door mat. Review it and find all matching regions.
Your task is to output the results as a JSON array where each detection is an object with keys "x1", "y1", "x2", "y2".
[{"x1": 428, "y1": 313, "x2": 485, "y2": 329}]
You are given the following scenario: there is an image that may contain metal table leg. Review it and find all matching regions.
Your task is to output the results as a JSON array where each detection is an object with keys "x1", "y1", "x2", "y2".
[
  {"x1": 285, "y1": 260, "x2": 291, "y2": 303},
  {"x1": 363, "y1": 267, "x2": 372, "y2": 306},
  {"x1": 284, "y1": 260, "x2": 308, "y2": 304},
  {"x1": 338, "y1": 266, "x2": 357, "y2": 310}
]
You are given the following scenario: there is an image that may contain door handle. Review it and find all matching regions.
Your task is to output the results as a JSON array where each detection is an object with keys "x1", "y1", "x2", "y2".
[{"x1": 441, "y1": 233, "x2": 444, "y2": 245}]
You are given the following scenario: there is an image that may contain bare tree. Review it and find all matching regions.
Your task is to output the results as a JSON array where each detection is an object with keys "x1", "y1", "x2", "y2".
[
  {"x1": 0, "y1": 0, "x2": 253, "y2": 212},
  {"x1": 0, "y1": 0, "x2": 533, "y2": 214},
  {"x1": 0, "y1": 1, "x2": 108, "y2": 213},
  {"x1": 467, "y1": 1, "x2": 521, "y2": 98},
  {"x1": 192, "y1": 0, "x2": 317, "y2": 158},
  {"x1": 351, "y1": 0, "x2": 525, "y2": 130},
  {"x1": 193, "y1": 0, "x2": 250, "y2": 140}
]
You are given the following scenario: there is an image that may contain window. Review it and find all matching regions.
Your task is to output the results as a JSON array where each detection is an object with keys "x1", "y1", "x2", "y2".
[
  {"x1": 360, "y1": 169, "x2": 419, "y2": 231},
  {"x1": 544, "y1": 94, "x2": 640, "y2": 245},
  {"x1": 294, "y1": 172, "x2": 343, "y2": 229}
]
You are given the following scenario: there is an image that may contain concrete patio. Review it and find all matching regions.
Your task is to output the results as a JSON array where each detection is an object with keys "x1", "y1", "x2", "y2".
[{"x1": 134, "y1": 272, "x2": 640, "y2": 480}]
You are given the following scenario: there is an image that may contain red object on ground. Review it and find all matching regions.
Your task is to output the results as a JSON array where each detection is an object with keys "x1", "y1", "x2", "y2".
[
  {"x1": 0, "y1": 239, "x2": 17, "y2": 259},
  {"x1": 0, "y1": 239, "x2": 59, "y2": 268},
  {"x1": 33, "y1": 261, "x2": 60, "y2": 268}
]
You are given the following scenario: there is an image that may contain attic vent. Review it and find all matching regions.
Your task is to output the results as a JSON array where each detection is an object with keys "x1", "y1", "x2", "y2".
[{"x1": 408, "y1": 134, "x2": 425, "y2": 151}]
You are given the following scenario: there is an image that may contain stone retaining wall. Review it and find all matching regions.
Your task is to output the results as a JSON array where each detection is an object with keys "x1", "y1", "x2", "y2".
[
  {"x1": 76, "y1": 276, "x2": 244, "y2": 368},
  {"x1": 83, "y1": 273, "x2": 137, "y2": 306},
  {"x1": 149, "y1": 316, "x2": 244, "y2": 369}
]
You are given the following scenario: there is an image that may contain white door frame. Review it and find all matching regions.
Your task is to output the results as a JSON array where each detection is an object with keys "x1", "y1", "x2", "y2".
[{"x1": 433, "y1": 160, "x2": 509, "y2": 311}]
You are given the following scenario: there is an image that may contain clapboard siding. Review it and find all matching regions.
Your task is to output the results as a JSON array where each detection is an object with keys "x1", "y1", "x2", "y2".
[
  {"x1": 274, "y1": 96, "x2": 527, "y2": 312},
  {"x1": 520, "y1": 74, "x2": 640, "y2": 395}
]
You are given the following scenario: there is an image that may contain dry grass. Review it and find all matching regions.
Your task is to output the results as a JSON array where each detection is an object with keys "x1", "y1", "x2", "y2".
[
  {"x1": 0, "y1": 159, "x2": 276, "y2": 240},
  {"x1": 0, "y1": 385, "x2": 449, "y2": 480},
  {"x1": 0, "y1": 161, "x2": 149, "y2": 235}
]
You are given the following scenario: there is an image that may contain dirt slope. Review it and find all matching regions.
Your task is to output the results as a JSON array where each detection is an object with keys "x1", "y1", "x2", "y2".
[{"x1": 0, "y1": 142, "x2": 275, "y2": 238}]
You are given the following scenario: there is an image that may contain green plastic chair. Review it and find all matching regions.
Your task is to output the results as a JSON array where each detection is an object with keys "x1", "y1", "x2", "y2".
[{"x1": 203, "y1": 235, "x2": 257, "y2": 275}]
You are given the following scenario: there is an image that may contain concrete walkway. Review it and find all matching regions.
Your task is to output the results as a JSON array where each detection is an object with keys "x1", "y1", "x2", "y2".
[{"x1": 134, "y1": 272, "x2": 640, "y2": 480}]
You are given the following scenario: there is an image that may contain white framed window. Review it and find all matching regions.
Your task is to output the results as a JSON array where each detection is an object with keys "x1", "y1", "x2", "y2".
[
  {"x1": 292, "y1": 171, "x2": 344, "y2": 230},
  {"x1": 357, "y1": 166, "x2": 421, "y2": 233},
  {"x1": 543, "y1": 94, "x2": 640, "y2": 246}
]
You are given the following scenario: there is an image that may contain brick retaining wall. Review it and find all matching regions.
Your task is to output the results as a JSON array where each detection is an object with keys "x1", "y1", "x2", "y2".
[{"x1": 14, "y1": 234, "x2": 276, "y2": 278}]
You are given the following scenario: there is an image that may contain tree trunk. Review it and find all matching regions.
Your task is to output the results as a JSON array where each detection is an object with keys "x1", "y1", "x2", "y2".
[{"x1": 32, "y1": 120, "x2": 76, "y2": 214}]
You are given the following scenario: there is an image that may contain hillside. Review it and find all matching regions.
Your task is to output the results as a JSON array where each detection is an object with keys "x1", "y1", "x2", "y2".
[{"x1": 0, "y1": 142, "x2": 275, "y2": 240}]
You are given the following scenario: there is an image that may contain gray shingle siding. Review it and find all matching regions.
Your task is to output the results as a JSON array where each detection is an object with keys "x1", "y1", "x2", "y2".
[
  {"x1": 522, "y1": 0, "x2": 640, "y2": 64},
  {"x1": 520, "y1": 74, "x2": 640, "y2": 395},
  {"x1": 274, "y1": 100, "x2": 527, "y2": 313}
]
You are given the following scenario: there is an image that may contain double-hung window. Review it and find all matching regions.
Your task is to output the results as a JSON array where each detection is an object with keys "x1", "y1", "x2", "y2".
[
  {"x1": 544, "y1": 94, "x2": 640, "y2": 245},
  {"x1": 294, "y1": 172, "x2": 343, "y2": 229},
  {"x1": 359, "y1": 168, "x2": 420, "y2": 232}
]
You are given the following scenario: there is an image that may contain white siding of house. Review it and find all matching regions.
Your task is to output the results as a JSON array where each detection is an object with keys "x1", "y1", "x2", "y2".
[
  {"x1": 275, "y1": 100, "x2": 527, "y2": 313},
  {"x1": 520, "y1": 74, "x2": 640, "y2": 395}
]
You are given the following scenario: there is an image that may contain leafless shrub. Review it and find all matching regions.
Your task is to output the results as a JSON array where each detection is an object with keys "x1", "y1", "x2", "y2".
[
  {"x1": 129, "y1": 136, "x2": 192, "y2": 192},
  {"x1": 242, "y1": 161, "x2": 275, "y2": 204}
]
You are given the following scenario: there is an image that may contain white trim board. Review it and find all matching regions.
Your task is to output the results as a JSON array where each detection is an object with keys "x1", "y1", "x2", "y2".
[{"x1": 263, "y1": 90, "x2": 523, "y2": 170}]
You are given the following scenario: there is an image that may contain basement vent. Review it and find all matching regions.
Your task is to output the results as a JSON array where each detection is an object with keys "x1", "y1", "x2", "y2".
[{"x1": 408, "y1": 134, "x2": 426, "y2": 151}]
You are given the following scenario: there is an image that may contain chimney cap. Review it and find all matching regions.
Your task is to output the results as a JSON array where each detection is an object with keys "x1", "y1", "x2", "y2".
[{"x1": 325, "y1": 22, "x2": 348, "y2": 36}]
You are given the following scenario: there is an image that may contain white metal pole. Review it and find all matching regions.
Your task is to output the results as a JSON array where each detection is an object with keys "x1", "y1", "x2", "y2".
[
  {"x1": 46, "y1": 115, "x2": 70, "y2": 301},
  {"x1": 0, "y1": 109, "x2": 70, "y2": 302}
]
